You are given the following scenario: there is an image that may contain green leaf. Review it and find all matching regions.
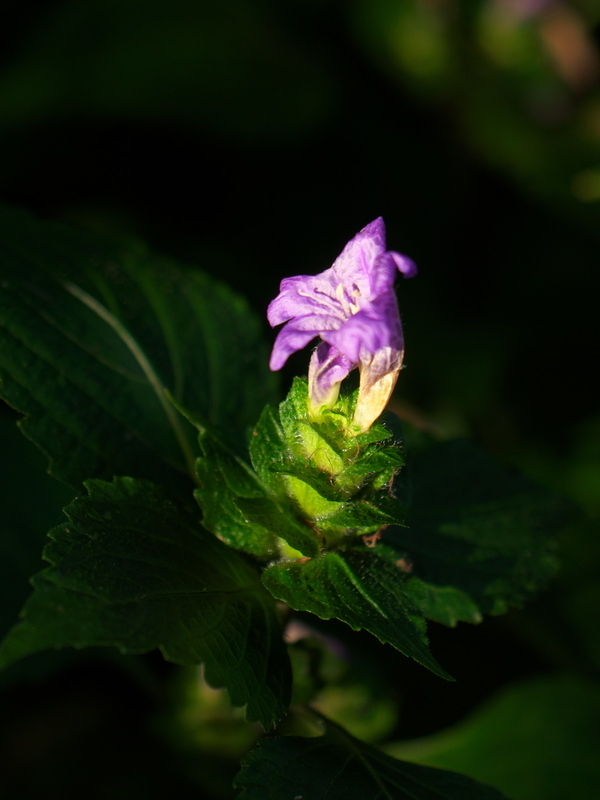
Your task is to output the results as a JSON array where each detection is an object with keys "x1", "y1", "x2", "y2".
[
  {"x1": 249, "y1": 405, "x2": 292, "y2": 495},
  {"x1": 405, "y1": 578, "x2": 483, "y2": 627},
  {"x1": 385, "y1": 674, "x2": 600, "y2": 800},
  {"x1": 385, "y1": 439, "x2": 571, "y2": 620},
  {"x1": 195, "y1": 425, "x2": 322, "y2": 560},
  {"x1": 0, "y1": 477, "x2": 291, "y2": 727},
  {"x1": 235, "y1": 498, "x2": 321, "y2": 558},
  {"x1": 234, "y1": 714, "x2": 509, "y2": 799},
  {"x1": 262, "y1": 547, "x2": 452, "y2": 680},
  {"x1": 0, "y1": 412, "x2": 73, "y2": 639},
  {"x1": 317, "y1": 496, "x2": 405, "y2": 532},
  {"x1": 194, "y1": 432, "x2": 279, "y2": 559},
  {"x1": 338, "y1": 446, "x2": 404, "y2": 489},
  {"x1": 0, "y1": 205, "x2": 276, "y2": 489}
]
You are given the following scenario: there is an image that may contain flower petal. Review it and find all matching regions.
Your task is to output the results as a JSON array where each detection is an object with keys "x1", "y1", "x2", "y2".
[
  {"x1": 330, "y1": 217, "x2": 387, "y2": 291},
  {"x1": 267, "y1": 274, "x2": 351, "y2": 326},
  {"x1": 267, "y1": 276, "x2": 319, "y2": 326},
  {"x1": 353, "y1": 367, "x2": 401, "y2": 432},
  {"x1": 323, "y1": 296, "x2": 403, "y2": 365},
  {"x1": 269, "y1": 325, "x2": 320, "y2": 370},
  {"x1": 267, "y1": 217, "x2": 416, "y2": 428},
  {"x1": 390, "y1": 251, "x2": 418, "y2": 278},
  {"x1": 308, "y1": 342, "x2": 354, "y2": 407}
]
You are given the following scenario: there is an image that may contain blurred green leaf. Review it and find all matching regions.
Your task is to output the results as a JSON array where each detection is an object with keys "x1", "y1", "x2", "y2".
[
  {"x1": 157, "y1": 665, "x2": 259, "y2": 760},
  {"x1": 386, "y1": 439, "x2": 571, "y2": 618},
  {"x1": 234, "y1": 713, "x2": 509, "y2": 799},
  {"x1": 311, "y1": 681, "x2": 398, "y2": 745},
  {"x1": 0, "y1": 205, "x2": 276, "y2": 489},
  {"x1": 386, "y1": 674, "x2": 600, "y2": 800},
  {"x1": 350, "y1": 0, "x2": 600, "y2": 233},
  {"x1": 0, "y1": 477, "x2": 291, "y2": 727},
  {"x1": 0, "y1": 0, "x2": 335, "y2": 142}
]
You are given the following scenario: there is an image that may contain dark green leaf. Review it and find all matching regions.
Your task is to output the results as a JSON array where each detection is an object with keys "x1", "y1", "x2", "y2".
[
  {"x1": 262, "y1": 548, "x2": 451, "y2": 679},
  {"x1": 0, "y1": 477, "x2": 291, "y2": 727},
  {"x1": 195, "y1": 432, "x2": 278, "y2": 559},
  {"x1": 195, "y1": 425, "x2": 322, "y2": 559},
  {"x1": 317, "y1": 496, "x2": 405, "y2": 532},
  {"x1": 249, "y1": 405, "x2": 291, "y2": 494},
  {"x1": 386, "y1": 674, "x2": 600, "y2": 800},
  {"x1": 0, "y1": 413, "x2": 73, "y2": 639},
  {"x1": 234, "y1": 715, "x2": 509, "y2": 799},
  {"x1": 235, "y1": 498, "x2": 321, "y2": 558},
  {"x1": 385, "y1": 439, "x2": 571, "y2": 619},
  {"x1": 0, "y1": 205, "x2": 276, "y2": 489},
  {"x1": 404, "y1": 578, "x2": 483, "y2": 627},
  {"x1": 338, "y1": 447, "x2": 404, "y2": 488}
]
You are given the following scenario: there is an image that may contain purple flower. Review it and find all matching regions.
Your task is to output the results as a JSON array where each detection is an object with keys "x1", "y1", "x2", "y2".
[{"x1": 268, "y1": 218, "x2": 416, "y2": 430}]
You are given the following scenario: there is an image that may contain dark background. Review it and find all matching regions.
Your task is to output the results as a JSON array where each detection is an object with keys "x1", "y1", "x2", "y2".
[{"x1": 1, "y1": 1, "x2": 600, "y2": 798}]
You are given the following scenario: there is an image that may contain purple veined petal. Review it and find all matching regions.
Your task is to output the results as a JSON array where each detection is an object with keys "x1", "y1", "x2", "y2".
[
  {"x1": 369, "y1": 253, "x2": 399, "y2": 295},
  {"x1": 357, "y1": 216, "x2": 387, "y2": 245},
  {"x1": 267, "y1": 275, "x2": 322, "y2": 326},
  {"x1": 367, "y1": 290, "x2": 405, "y2": 347},
  {"x1": 329, "y1": 217, "x2": 387, "y2": 289},
  {"x1": 390, "y1": 251, "x2": 418, "y2": 278},
  {"x1": 268, "y1": 274, "x2": 353, "y2": 327},
  {"x1": 279, "y1": 313, "x2": 342, "y2": 333},
  {"x1": 269, "y1": 325, "x2": 320, "y2": 371},
  {"x1": 269, "y1": 313, "x2": 346, "y2": 370},
  {"x1": 369, "y1": 251, "x2": 417, "y2": 294},
  {"x1": 322, "y1": 298, "x2": 403, "y2": 365},
  {"x1": 308, "y1": 341, "x2": 354, "y2": 408},
  {"x1": 321, "y1": 313, "x2": 386, "y2": 364}
]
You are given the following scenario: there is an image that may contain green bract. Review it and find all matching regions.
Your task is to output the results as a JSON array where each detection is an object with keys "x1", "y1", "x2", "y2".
[
  {"x1": 196, "y1": 377, "x2": 407, "y2": 561},
  {"x1": 194, "y1": 378, "x2": 569, "y2": 680}
]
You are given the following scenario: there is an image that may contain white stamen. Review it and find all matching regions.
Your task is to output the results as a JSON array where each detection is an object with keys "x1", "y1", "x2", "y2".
[
  {"x1": 335, "y1": 283, "x2": 361, "y2": 317},
  {"x1": 297, "y1": 287, "x2": 339, "y2": 315}
]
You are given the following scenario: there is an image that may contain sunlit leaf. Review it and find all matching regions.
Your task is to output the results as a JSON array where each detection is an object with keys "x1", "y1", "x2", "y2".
[
  {"x1": 194, "y1": 431, "x2": 279, "y2": 559},
  {"x1": 262, "y1": 547, "x2": 451, "y2": 680}
]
